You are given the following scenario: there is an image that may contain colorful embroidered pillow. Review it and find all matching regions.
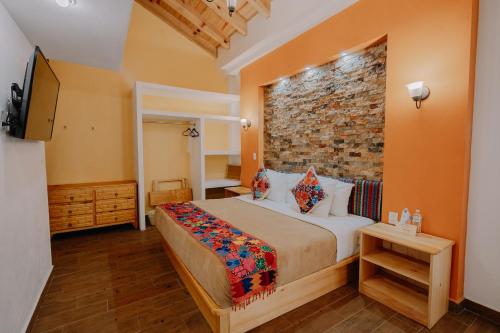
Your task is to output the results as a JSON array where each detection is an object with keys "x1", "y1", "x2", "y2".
[
  {"x1": 291, "y1": 166, "x2": 326, "y2": 214},
  {"x1": 251, "y1": 168, "x2": 271, "y2": 200}
]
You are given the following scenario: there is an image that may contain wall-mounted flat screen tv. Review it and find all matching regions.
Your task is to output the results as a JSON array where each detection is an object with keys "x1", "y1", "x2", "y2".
[{"x1": 8, "y1": 46, "x2": 60, "y2": 141}]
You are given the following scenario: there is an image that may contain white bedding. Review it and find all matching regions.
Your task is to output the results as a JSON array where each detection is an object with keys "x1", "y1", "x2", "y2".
[{"x1": 236, "y1": 195, "x2": 374, "y2": 261}]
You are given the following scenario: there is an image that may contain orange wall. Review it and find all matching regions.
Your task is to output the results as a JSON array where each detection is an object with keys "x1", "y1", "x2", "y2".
[
  {"x1": 45, "y1": 2, "x2": 228, "y2": 185},
  {"x1": 142, "y1": 122, "x2": 190, "y2": 211},
  {"x1": 121, "y1": 2, "x2": 227, "y2": 91},
  {"x1": 45, "y1": 61, "x2": 135, "y2": 184},
  {"x1": 240, "y1": 0, "x2": 478, "y2": 302}
]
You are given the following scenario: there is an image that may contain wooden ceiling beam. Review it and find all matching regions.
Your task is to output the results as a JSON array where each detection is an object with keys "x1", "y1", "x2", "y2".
[
  {"x1": 247, "y1": 0, "x2": 270, "y2": 18},
  {"x1": 162, "y1": 0, "x2": 230, "y2": 49},
  {"x1": 136, "y1": 0, "x2": 217, "y2": 57},
  {"x1": 204, "y1": 0, "x2": 247, "y2": 35}
]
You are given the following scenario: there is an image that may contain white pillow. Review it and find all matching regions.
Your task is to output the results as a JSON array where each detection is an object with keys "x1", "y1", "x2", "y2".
[
  {"x1": 266, "y1": 169, "x2": 289, "y2": 202},
  {"x1": 330, "y1": 180, "x2": 354, "y2": 217},
  {"x1": 318, "y1": 175, "x2": 336, "y2": 186}
]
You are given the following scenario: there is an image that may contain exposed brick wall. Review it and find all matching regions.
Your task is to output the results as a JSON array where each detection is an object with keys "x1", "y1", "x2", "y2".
[{"x1": 263, "y1": 41, "x2": 386, "y2": 180}]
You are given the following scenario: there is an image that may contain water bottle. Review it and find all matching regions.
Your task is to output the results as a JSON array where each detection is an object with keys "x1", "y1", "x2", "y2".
[{"x1": 412, "y1": 209, "x2": 422, "y2": 233}]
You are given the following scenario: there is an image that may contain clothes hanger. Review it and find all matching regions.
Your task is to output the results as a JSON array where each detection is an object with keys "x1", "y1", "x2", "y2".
[
  {"x1": 190, "y1": 128, "x2": 199, "y2": 137},
  {"x1": 183, "y1": 128, "x2": 192, "y2": 136},
  {"x1": 182, "y1": 127, "x2": 199, "y2": 138}
]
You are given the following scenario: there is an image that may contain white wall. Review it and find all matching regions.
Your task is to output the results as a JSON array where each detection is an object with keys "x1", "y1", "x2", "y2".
[
  {"x1": 217, "y1": 0, "x2": 358, "y2": 74},
  {"x1": 465, "y1": 0, "x2": 500, "y2": 312},
  {"x1": 0, "y1": 2, "x2": 53, "y2": 332}
]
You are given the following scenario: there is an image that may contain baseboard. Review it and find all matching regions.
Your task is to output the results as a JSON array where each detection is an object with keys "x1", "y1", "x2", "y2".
[
  {"x1": 446, "y1": 295, "x2": 466, "y2": 313},
  {"x1": 448, "y1": 299, "x2": 465, "y2": 314},
  {"x1": 462, "y1": 298, "x2": 500, "y2": 326},
  {"x1": 23, "y1": 265, "x2": 53, "y2": 333}
]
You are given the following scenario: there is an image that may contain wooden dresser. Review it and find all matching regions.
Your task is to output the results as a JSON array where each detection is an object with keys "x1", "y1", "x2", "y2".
[{"x1": 48, "y1": 180, "x2": 138, "y2": 236}]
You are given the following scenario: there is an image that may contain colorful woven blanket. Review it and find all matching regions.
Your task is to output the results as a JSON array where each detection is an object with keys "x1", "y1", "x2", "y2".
[{"x1": 161, "y1": 202, "x2": 277, "y2": 308}]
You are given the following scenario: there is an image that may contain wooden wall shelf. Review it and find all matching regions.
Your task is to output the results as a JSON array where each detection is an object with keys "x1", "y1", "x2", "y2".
[{"x1": 359, "y1": 223, "x2": 454, "y2": 329}]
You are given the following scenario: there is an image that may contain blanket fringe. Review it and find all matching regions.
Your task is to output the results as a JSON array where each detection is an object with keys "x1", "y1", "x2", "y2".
[{"x1": 232, "y1": 285, "x2": 277, "y2": 311}]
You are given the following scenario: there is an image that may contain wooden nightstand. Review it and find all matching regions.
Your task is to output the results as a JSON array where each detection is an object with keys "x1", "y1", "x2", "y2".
[
  {"x1": 359, "y1": 223, "x2": 454, "y2": 329},
  {"x1": 224, "y1": 186, "x2": 251, "y2": 198}
]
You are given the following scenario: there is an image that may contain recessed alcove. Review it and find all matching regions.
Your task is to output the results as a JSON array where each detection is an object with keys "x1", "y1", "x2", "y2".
[{"x1": 263, "y1": 40, "x2": 387, "y2": 180}]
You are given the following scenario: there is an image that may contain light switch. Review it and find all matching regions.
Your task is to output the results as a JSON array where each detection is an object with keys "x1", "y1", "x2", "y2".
[{"x1": 253, "y1": 152, "x2": 257, "y2": 161}]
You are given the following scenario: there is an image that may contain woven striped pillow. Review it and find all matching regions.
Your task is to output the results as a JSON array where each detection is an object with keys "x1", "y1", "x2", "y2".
[{"x1": 338, "y1": 178, "x2": 383, "y2": 222}]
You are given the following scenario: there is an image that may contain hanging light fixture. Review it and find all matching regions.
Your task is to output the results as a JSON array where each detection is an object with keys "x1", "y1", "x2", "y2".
[
  {"x1": 206, "y1": 0, "x2": 237, "y2": 16},
  {"x1": 227, "y1": 0, "x2": 237, "y2": 16}
]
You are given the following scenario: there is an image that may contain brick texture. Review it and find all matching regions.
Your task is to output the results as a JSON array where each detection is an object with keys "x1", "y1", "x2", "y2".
[{"x1": 263, "y1": 41, "x2": 386, "y2": 180}]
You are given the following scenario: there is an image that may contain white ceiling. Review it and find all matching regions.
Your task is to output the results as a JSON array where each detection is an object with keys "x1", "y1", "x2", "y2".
[
  {"x1": 218, "y1": 0, "x2": 359, "y2": 75},
  {"x1": 1, "y1": 0, "x2": 134, "y2": 70}
]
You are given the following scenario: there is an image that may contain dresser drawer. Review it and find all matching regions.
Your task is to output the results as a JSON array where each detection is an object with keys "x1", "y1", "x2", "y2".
[
  {"x1": 96, "y1": 209, "x2": 136, "y2": 225},
  {"x1": 49, "y1": 202, "x2": 94, "y2": 218},
  {"x1": 95, "y1": 184, "x2": 136, "y2": 200},
  {"x1": 50, "y1": 215, "x2": 94, "y2": 231},
  {"x1": 95, "y1": 198, "x2": 135, "y2": 213},
  {"x1": 48, "y1": 188, "x2": 93, "y2": 204}
]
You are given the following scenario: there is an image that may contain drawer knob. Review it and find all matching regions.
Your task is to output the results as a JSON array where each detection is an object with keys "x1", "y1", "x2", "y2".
[
  {"x1": 68, "y1": 223, "x2": 73, "y2": 227},
  {"x1": 68, "y1": 210, "x2": 73, "y2": 214},
  {"x1": 113, "y1": 205, "x2": 117, "y2": 209},
  {"x1": 114, "y1": 217, "x2": 118, "y2": 221},
  {"x1": 70, "y1": 196, "x2": 74, "y2": 201},
  {"x1": 114, "y1": 193, "x2": 118, "y2": 197}
]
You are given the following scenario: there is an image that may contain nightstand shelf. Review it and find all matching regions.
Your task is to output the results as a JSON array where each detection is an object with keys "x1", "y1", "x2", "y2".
[
  {"x1": 361, "y1": 273, "x2": 428, "y2": 325},
  {"x1": 362, "y1": 249, "x2": 430, "y2": 285},
  {"x1": 359, "y1": 223, "x2": 454, "y2": 329}
]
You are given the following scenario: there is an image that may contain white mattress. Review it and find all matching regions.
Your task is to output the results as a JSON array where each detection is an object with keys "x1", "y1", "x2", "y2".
[
  {"x1": 205, "y1": 179, "x2": 241, "y2": 189},
  {"x1": 236, "y1": 195, "x2": 374, "y2": 261}
]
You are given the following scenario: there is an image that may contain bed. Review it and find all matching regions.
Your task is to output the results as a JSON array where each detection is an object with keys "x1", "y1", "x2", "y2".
[{"x1": 154, "y1": 191, "x2": 376, "y2": 332}]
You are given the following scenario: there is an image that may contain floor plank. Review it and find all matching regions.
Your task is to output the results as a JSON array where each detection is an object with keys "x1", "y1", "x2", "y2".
[{"x1": 29, "y1": 225, "x2": 500, "y2": 333}]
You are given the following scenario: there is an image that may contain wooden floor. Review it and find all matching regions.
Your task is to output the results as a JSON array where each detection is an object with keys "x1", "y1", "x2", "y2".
[{"x1": 30, "y1": 225, "x2": 500, "y2": 333}]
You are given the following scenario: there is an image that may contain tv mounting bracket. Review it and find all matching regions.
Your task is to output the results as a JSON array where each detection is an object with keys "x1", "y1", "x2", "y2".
[{"x1": 1, "y1": 83, "x2": 23, "y2": 128}]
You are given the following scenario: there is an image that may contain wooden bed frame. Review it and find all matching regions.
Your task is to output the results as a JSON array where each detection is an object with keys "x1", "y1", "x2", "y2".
[{"x1": 161, "y1": 238, "x2": 358, "y2": 333}]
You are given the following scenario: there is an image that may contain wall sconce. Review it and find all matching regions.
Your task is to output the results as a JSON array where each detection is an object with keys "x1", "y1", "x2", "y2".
[
  {"x1": 406, "y1": 81, "x2": 430, "y2": 109},
  {"x1": 241, "y1": 118, "x2": 251, "y2": 131}
]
